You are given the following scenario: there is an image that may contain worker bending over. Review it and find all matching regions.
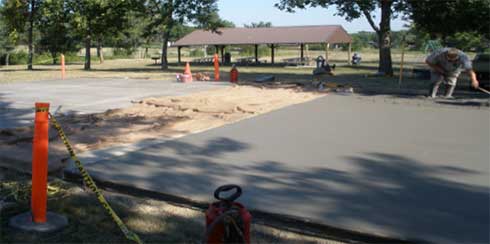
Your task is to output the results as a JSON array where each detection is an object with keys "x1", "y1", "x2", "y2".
[{"x1": 426, "y1": 48, "x2": 479, "y2": 98}]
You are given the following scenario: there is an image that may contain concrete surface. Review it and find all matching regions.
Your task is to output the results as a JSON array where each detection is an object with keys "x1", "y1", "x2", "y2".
[
  {"x1": 67, "y1": 94, "x2": 489, "y2": 244},
  {"x1": 0, "y1": 78, "x2": 228, "y2": 128}
]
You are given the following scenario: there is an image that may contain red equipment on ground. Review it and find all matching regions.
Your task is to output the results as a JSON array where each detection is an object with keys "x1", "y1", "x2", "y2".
[
  {"x1": 230, "y1": 65, "x2": 239, "y2": 83},
  {"x1": 205, "y1": 185, "x2": 251, "y2": 244}
]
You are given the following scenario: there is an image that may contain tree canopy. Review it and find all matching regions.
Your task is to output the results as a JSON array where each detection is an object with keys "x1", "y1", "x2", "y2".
[
  {"x1": 0, "y1": 0, "x2": 234, "y2": 69},
  {"x1": 276, "y1": 0, "x2": 408, "y2": 75},
  {"x1": 37, "y1": 0, "x2": 79, "y2": 64},
  {"x1": 244, "y1": 21, "x2": 272, "y2": 28},
  {"x1": 2, "y1": 0, "x2": 488, "y2": 71},
  {"x1": 406, "y1": 0, "x2": 490, "y2": 40},
  {"x1": 69, "y1": 0, "x2": 136, "y2": 69},
  {"x1": 143, "y1": 0, "x2": 227, "y2": 69}
]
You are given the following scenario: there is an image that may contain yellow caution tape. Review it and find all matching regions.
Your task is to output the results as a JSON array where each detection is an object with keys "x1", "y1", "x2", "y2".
[{"x1": 49, "y1": 113, "x2": 143, "y2": 244}]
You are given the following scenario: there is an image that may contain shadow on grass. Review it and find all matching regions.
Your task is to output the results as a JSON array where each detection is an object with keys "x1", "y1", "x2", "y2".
[{"x1": 1, "y1": 168, "x2": 332, "y2": 244}]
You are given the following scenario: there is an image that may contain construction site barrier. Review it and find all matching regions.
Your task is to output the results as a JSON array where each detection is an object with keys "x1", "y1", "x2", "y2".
[
  {"x1": 31, "y1": 103, "x2": 50, "y2": 223},
  {"x1": 214, "y1": 54, "x2": 220, "y2": 81},
  {"x1": 50, "y1": 113, "x2": 143, "y2": 244},
  {"x1": 61, "y1": 54, "x2": 66, "y2": 80}
]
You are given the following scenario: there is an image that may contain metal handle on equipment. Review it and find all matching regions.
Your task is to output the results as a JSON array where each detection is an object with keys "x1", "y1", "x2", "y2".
[{"x1": 214, "y1": 184, "x2": 242, "y2": 202}]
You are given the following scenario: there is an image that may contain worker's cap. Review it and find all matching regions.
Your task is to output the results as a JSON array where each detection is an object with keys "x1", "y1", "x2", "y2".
[{"x1": 446, "y1": 48, "x2": 460, "y2": 62}]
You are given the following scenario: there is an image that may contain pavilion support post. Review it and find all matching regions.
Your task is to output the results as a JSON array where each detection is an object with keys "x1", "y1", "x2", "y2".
[
  {"x1": 300, "y1": 43, "x2": 304, "y2": 61},
  {"x1": 306, "y1": 44, "x2": 309, "y2": 59},
  {"x1": 177, "y1": 46, "x2": 182, "y2": 64},
  {"x1": 348, "y1": 42, "x2": 352, "y2": 65},
  {"x1": 215, "y1": 45, "x2": 219, "y2": 54},
  {"x1": 254, "y1": 44, "x2": 258, "y2": 64},
  {"x1": 220, "y1": 45, "x2": 225, "y2": 64},
  {"x1": 325, "y1": 43, "x2": 330, "y2": 62},
  {"x1": 271, "y1": 44, "x2": 275, "y2": 64}
]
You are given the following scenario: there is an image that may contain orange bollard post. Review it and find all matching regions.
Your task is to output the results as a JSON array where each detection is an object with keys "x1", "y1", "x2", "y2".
[
  {"x1": 31, "y1": 102, "x2": 50, "y2": 223},
  {"x1": 8, "y1": 104, "x2": 67, "y2": 232},
  {"x1": 61, "y1": 54, "x2": 66, "y2": 80},
  {"x1": 213, "y1": 54, "x2": 220, "y2": 81}
]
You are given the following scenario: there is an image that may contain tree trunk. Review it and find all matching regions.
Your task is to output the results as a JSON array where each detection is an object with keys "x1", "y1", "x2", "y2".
[
  {"x1": 161, "y1": 34, "x2": 169, "y2": 70},
  {"x1": 84, "y1": 34, "x2": 91, "y2": 70},
  {"x1": 160, "y1": 2, "x2": 174, "y2": 70},
  {"x1": 161, "y1": 23, "x2": 174, "y2": 70},
  {"x1": 97, "y1": 38, "x2": 104, "y2": 64},
  {"x1": 378, "y1": 0, "x2": 393, "y2": 76},
  {"x1": 27, "y1": 0, "x2": 35, "y2": 70},
  {"x1": 5, "y1": 53, "x2": 9, "y2": 66},
  {"x1": 51, "y1": 52, "x2": 57, "y2": 65}
]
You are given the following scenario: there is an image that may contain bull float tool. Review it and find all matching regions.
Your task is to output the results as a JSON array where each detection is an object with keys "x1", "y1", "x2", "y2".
[{"x1": 477, "y1": 87, "x2": 490, "y2": 95}]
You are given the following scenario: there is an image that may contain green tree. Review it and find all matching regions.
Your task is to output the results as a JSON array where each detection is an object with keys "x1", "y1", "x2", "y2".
[
  {"x1": 0, "y1": 6, "x2": 18, "y2": 65},
  {"x1": 405, "y1": 0, "x2": 490, "y2": 40},
  {"x1": 144, "y1": 0, "x2": 224, "y2": 70},
  {"x1": 350, "y1": 31, "x2": 377, "y2": 50},
  {"x1": 1, "y1": 0, "x2": 42, "y2": 70},
  {"x1": 244, "y1": 21, "x2": 272, "y2": 28},
  {"x1": 37, "y1": 0, "x2": 80, "y2": 64},
  {"x1": 69, "y1": 0, "x2": 136, "y2": 70},
  {"x1": 171, "y1": 23, "x2": 197, "y2": 40},
  {"x1": 276, "y1": 0, "x2": 408, "y2": 76},
  {"x1": 446, "y1": 32, "x2": 487, "y2": 52},
  {"x1": 195, "y1": 10, "x2": 235, "y2": 29},
  {"x1": 402, "y1": 24, "x2": 488, "y2": 52},
  {"x1": 402, "y1": 24, "x2": 430, "y2": 51}
]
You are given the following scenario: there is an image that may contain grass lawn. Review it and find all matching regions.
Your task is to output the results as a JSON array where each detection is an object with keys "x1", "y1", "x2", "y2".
[
  {"x1": 0, "y1": 57, "x2": 445, "y2": 91},
  {"x1": 0, "y1": 167, "x2": 344, "y2": 244},
  {"x1": 2, "y1": 47, "x2": 477, "y2": 92}
]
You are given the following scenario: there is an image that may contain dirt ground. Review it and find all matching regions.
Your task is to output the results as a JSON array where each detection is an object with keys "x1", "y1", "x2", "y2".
[{"x1": 0, "y1": 85, "x2": 324, "y2": 172}]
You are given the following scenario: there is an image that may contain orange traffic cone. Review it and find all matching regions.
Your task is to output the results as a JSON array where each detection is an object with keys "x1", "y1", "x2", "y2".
[{"x1": 183, "y1": 62, "x2": 193, "y2": 82}]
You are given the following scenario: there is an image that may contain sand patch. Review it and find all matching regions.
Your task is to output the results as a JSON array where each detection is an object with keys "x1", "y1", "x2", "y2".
[{"x1": 0, "y1": 85, "x2": 323, "y2": 171}]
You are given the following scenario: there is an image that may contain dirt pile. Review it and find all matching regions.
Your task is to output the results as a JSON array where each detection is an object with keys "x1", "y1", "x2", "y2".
[{"x1": 0, "y1": 85, "x2": 324, "y2": 172}]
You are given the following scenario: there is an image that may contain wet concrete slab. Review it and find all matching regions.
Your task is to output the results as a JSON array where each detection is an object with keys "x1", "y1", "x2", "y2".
[{"x1": 67, "y1": 94, "x2": 490, "y2": 244}]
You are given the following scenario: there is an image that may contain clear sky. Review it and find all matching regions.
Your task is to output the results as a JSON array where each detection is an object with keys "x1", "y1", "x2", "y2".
[{"x1": 217, "y1": 0, "x2": 409, "y2": 33}]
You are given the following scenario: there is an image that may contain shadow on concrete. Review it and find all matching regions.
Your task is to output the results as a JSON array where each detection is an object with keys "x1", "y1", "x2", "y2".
[
  {"x1": 0, "y1": 94, "x2": 33, "y2": 129},
  {"x1": 72, "y1": 137, "x2": 489, "y2": 244}
]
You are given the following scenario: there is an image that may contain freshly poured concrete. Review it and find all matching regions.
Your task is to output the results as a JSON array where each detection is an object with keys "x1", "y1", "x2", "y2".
[
  {"x1": 68, "y1": 94, "x2": 489, "y2": 243},
  {"x1": 0, "y1": 78, "x2": 228, "y2": 128}
]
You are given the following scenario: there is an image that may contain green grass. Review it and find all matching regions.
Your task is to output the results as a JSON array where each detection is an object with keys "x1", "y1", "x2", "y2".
[
  {"x1": 0, "y1": 168, "x2": 343, "y2": 244},
  {"x1": 0, "y1": 47, "x2": 477, "y2": 92}
]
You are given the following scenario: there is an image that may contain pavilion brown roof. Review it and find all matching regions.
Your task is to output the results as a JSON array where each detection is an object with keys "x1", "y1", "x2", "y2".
[{"x1": 173, "y1": 25, "x2": 352, "y2": 47}]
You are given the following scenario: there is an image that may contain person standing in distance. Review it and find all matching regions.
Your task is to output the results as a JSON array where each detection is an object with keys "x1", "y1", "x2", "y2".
[{"x1": 426, "y1": 47, "x2": 480, "y2": 98}]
